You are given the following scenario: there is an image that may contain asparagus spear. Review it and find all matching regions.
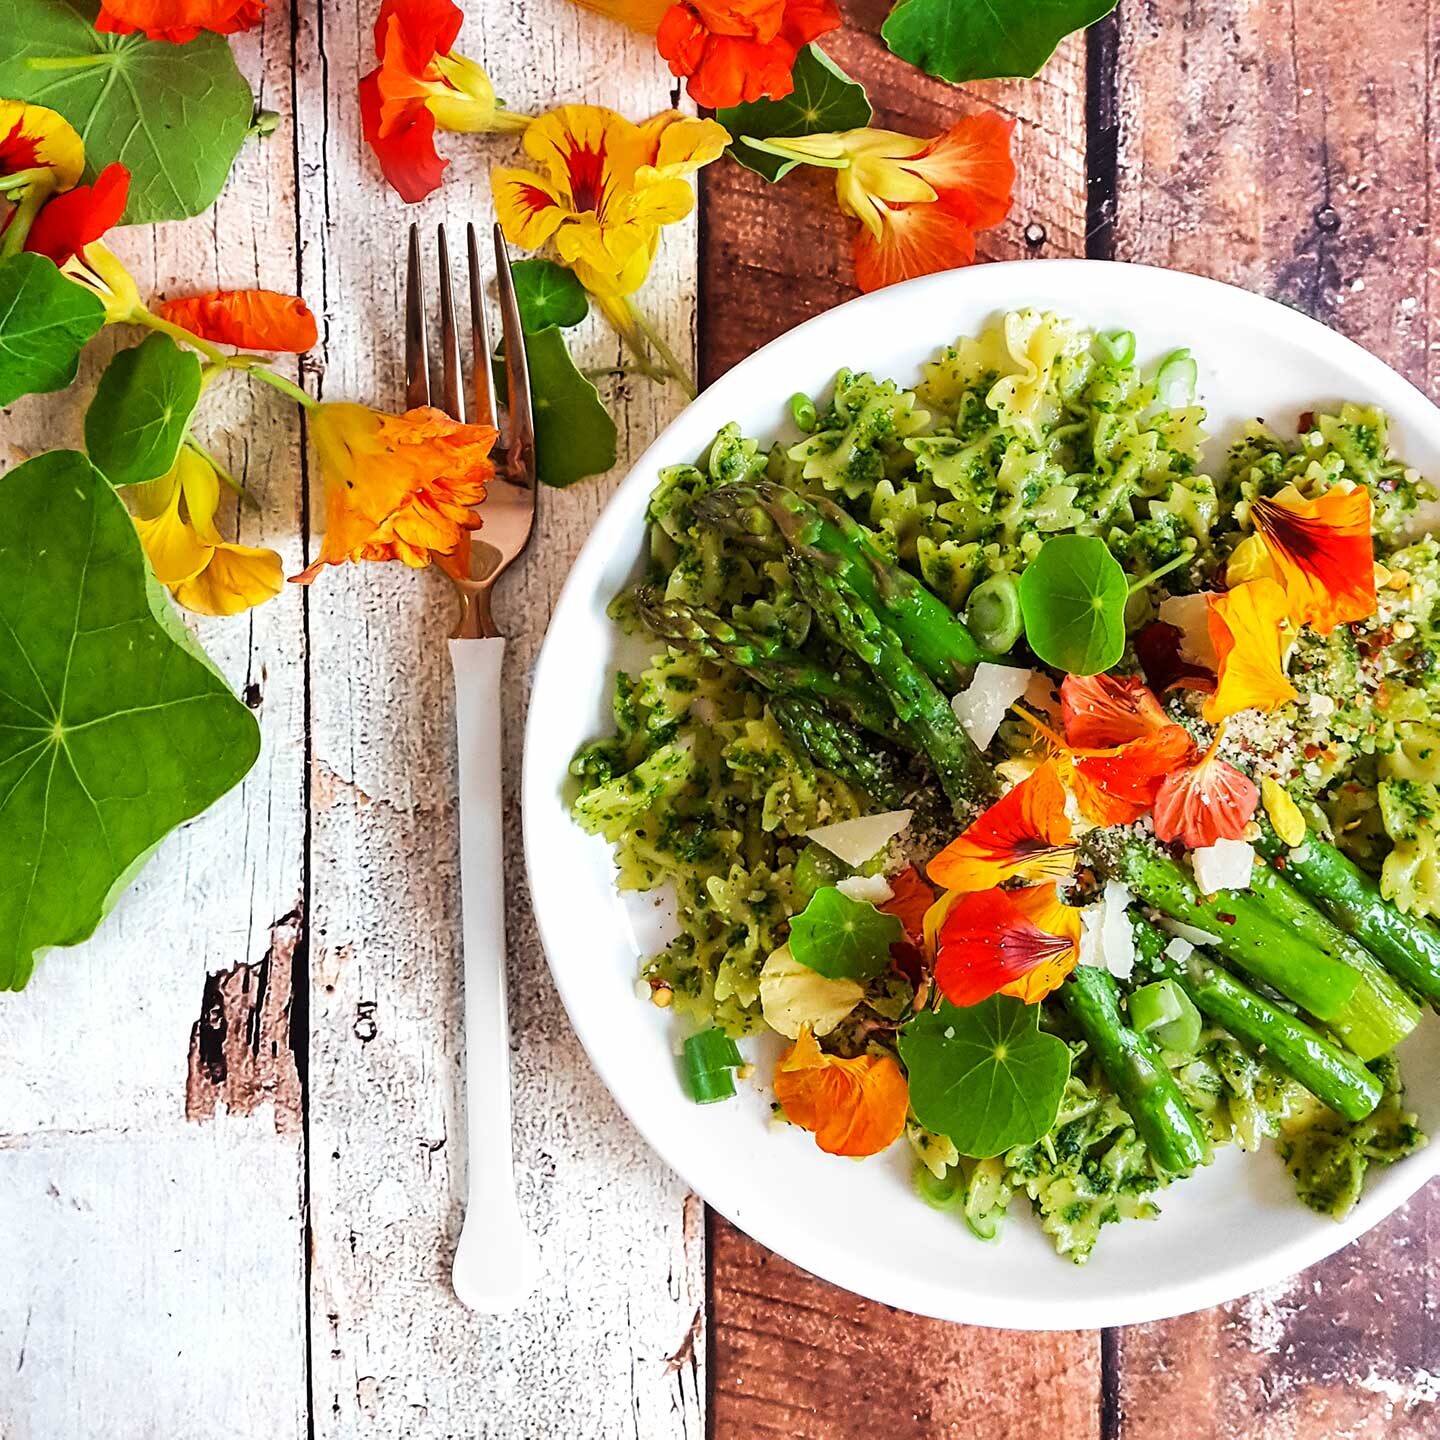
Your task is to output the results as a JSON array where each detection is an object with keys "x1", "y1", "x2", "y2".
[
  {"x1": 1060, "y1": 964, "x2": 1211, "y2": 1174},
  {"x1": 770, "y1": 697, "x2": 910, "y2": 809},
  {"x1": 1095, "y1": 833, "x2": 1416, "y2": 1061},
  {"x1": 690, "y1": 481, "x2": 984, "y2": 691},
  {"x1": 1131, "y1": 914, "x2": 1383, "y2": 1122},
  {"x1": 1254, "y1": 817, "x2": 1440, "y2": 1005},
  {"x1": 631, "y1": 589, "x2": 903, "y2": 740},
  {"x1": 789, "y1": 558, "x2": 996, "y2": 814}
]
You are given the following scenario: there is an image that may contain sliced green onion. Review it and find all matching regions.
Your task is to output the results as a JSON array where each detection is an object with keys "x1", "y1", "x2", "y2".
[
  {"x1": 1097, "y1": 329, "x2": 1136, "y2": 366},
  {"x1": 793, "y1": 841, "x2": 855, "y2": 903},
  {"x1": 914, "y1": 1163, "x2": 966, "y2": 1211},
  {"x1": 965, "y1": 573, "x2": 1024, "y2": 655},
  {"x1": 788, "y1": 391, "x2": 819, "y2": 433},
  {"x1": 1129, "y1": 978, "x2": 1203, "y2": 1054},
  {"x1": 1155, "y1": 347, "x2": 1198, "y2": 407},
  {"x1": 682, "y1": 1028, "x2": 744, "y2": 1103}
]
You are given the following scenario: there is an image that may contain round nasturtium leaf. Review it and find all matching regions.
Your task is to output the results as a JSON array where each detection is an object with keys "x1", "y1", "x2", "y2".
[
  {"x1": 510, "y1": 259, "x2": 589, "y2": 333},
  {"x1": 1018, "y1": 533, "x2": 1129, "y2": 675},
  {"x1": 0, "y1": 0, "x2": 257, "y2": 225},
  {"x1": 898, "y1": 996, "x2": 1072, "y2": 1157},
  {"x1": 85, "y1": 332, "x2": 203, "y2": 488},
  {"x1": 0, "y1": 450, "x2": 260, "y2": 990},
  {"x1": 0, "y1": 253, "x2": 106, "y2": 407},
  {"x1": 788, "y1": 885, "x2": 903, "y2": 982}
]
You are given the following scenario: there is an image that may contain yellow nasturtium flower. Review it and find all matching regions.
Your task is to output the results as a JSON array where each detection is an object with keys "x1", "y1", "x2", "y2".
[
  {"x1": 492, "y1": 104, "x2": 728, "y2": 299},
  {"x1": 0, "y1": 100, "x2": 85, "y2": 200},
  {"x1": 132, "y1": 447, "x2": 285, "y2": 616}
]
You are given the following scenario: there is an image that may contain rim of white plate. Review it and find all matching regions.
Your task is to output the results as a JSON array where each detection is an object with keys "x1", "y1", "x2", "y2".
[{"x1": 522, "y1": 259, "x2": 1440, "y2": 1329}]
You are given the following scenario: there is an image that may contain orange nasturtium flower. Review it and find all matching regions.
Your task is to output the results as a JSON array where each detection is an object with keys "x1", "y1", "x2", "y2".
[
  {"x1": 1060, "y1": 673, "x2": 1171, "y2": 750},
  {"x1": 0, "y1": 101, "x2": 84, "y2": 202},
  {"x1": 1068, "y1": 724, "x2": 1198, "y2": 828},
  {"x1": 293, "y1": 403, "x2": 497, "y2": 583},
  {"x1": 1202, "y1": 577, "x2": 1298, "y2": 724},
  {"x1": 360, "y1": 0, "x2": 529, "y2": 203},
  {"x1": 96, "y1": 0, "x2": 264, "y2": 41},
  {"x1": 772, "y1": 1025, "x2": 909, "y2": 1158},
  {"x1": 753, "y1": 114, "x2": 1015, "y2": 293},
  {"x1": 157, "y1": 290, "x2": 319, "y2": 353},
  {"x1": 1151, "y1": 730, "x2": 1259, "y2": 850},
  {"x1": 132, "y1": 448, "x2": 285, "y2": 616},
  {"x1": 935, "y1": 883, "x2": 1082, "y2": 1006},
  {"x1": 1238, "y1": 484, "x2": 1378, "y2": 635},
  {"x1": 655, "y1": 0, "x2": 841, "y2": 108},
  {"x1": 878, "y1": 865, "x2": 934, "y2": 948},
  {"x1": 927, "y1": 760, "x2": 1076, "y2": 893}
]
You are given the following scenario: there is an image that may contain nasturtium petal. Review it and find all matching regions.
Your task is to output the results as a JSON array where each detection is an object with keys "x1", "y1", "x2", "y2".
[
  {"x1": 881, "y1": 0, "x2": 1117, "y2": 85},
  {"x1": 720, "y1": 45, "x2": 872, "y2": 183},
  {"x1": 510, "y1": 259, "x2": 589, "y2": 332},
  {"x1": 0, "y1": 252, "x2": 105, "y2": 406},
  {"x1": 789, "y1": 884, "x2": 903, "y2": 981},
  {"x1": 85, "y1": 332, "x2": 203, "y2": 488},
  {"x1": 0, "y1": 0, "x2": 256, "y2": 225},
  {"x1": 898, "y1": 995, "x2": 1071, "y2": 1157},
  {"x1": 1018, "y1": 533, "x2": 1128, "y2": 675},
  {"x1": 759, "y1": 942, "x2": 864, "y2": 1038},
  {"x1": 0, "y1": 450, "x2": 260, "y2": 990}
]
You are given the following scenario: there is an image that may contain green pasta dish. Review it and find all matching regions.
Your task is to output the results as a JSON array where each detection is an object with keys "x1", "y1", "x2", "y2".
[{"x1": 570, "y1": 308, "x2": 1437, "y2": 1263}]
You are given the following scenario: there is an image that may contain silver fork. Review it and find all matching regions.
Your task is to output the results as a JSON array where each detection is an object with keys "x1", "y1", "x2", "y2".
[{"x1": 406, "y1": 221, "x2": 539, "y2": 1312}]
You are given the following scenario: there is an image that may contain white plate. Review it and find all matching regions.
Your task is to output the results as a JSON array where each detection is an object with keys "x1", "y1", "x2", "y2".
[{"x1": 522, "y1": 259, "x2": 1440, "y2": 1329}]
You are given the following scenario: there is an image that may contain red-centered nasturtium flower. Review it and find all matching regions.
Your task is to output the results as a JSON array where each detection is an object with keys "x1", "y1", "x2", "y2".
[
  {"x1": 1069, "y1": 724, "x2": 1197, "y2": 829},
  {"x1": 0, "y1": 101, "x2": 84, "y2": 199},
  {"x1": 928, "y1": 760, "x2": 1075, "y2": 893},
  {"x1": 96, "y1": 0, "x2": 264, "y2": 41},
  {"x1": 23, "y1": 163, "x2": 129, "y2": 267},
  {"x1": 293, "y1": 403, "x2": 496, "y2": 583},
  {"x1": 1152, "y1": 731, "x2": 1259, "y2": 849},
  {"x1": 360, "y1": 0, "x2": 528, "y2": 203},
  {"x1": 1247, "y1": 485, "x2": 1378, "y2": 634},
  {"x1": 772, "y1": 1024, "x2": 909, "y2": 1158},
  {"x1": 1202, "y1": 577, "x2": 1298, "y2": 724},
  {"x1": 158, "y1": 291, "x2": 319, "y2": 353},
  {"x1": 655, "y1": 0, "x2": 840, "y2": 108},
  {"x1": 756, "y1": 114, "x2": 1014, "y2": 293},
  {"x1": 1060, "y1": 673, "x2": 1170, "y2": 749},
  {"x1": 935, "y1": 883, "x2": 1081, "y2": 1006}
]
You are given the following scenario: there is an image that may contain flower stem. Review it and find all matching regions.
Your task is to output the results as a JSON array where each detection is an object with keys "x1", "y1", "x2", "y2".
[
  {"x1": 185, "y1": 435, "x2": 256, "y2": 507},
  {"x1": 1127, "y1": 546, "x2": 1195, "y2": 597},
  {"x1": 247, "y1": 364, "x2": 317, "y2": 410},
  {"x1": 130, "y1": 308, "x2": 230, "y2": 366},
  {"x1": 626, "y1": 299, "x2": 697, "y2": 400},
  {"x1": 0, "y1": 187, "x2": 46, "y2": 260}
]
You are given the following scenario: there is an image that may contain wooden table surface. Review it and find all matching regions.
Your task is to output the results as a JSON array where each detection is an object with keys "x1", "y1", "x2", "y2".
[{"x1": 2, "y1": 1, "x2": 1438, "y2": 1436}]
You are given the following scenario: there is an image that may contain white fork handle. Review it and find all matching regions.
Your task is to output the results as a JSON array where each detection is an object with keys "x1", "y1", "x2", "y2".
[{"x1": 447, "y1": 636, "x2": 538, "y2": 1312}]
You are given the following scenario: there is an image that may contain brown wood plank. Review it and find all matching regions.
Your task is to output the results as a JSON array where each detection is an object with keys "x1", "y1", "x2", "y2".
[
  {"x1": 1109, "y1": 0, "x2": 1440, "y2": 1433},
  {"x1": 697, "y1": 14, "x2": 1100, "y2": 1438}
]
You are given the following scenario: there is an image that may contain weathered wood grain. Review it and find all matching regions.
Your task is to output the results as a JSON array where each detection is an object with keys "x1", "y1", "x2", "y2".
[
  {"x1": 1108, "y1": 1, "x2": 1440, "y2": 1432},
  {"x1": 698, "y1": 16, "x2": 1101, "y2": 1438},
  {"x1": 296, "y1": 2, "x2": 705, "y2": 1435},
  {"x1": 0, "y1": 20, "x2": 310, "y2": 1438}
]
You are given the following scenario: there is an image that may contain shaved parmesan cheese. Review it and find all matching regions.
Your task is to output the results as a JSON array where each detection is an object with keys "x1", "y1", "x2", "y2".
[
  {"x1": 1191, "y1": 838, "x2": 1256, "y2": 896},
  {"x1": 951, "y1": 662, "x2": 1034, "y2": 750},
  {"x1": 1077, "y1": 880, "x2": 1136, "y2": 979},
  {"x1": 1157, "y1": 592, "x2": 1219, "y2": 670},
  {"x1": 1164, "y1": 936, "x2": 1195, "y2": 963},
  {"x1": 836, "y1": 873, "x2": 895, "y2": 907},
  {"x1": 804, "y1": 809, "x2": 912, "y2": 869},
  {"x1": 1159, "y1": 918, "x2": 1223, "y2": 947}
]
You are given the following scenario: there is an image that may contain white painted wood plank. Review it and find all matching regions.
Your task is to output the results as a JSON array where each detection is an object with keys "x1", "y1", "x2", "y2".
[
  {"x1": 0, "y1": 21, "x2": 309, "y2": 1438},
  {"x1": 295, "y1": 1, "x2": 706, "y2": 1433}
]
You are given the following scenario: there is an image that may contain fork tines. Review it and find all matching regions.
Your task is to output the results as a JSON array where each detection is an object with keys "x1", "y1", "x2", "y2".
[{"x1": 404, "y1": 221, "x2": 535, "y2": 485}]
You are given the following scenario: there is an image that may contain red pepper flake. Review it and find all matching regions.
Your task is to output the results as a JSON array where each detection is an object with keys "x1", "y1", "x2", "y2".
[{"x1": 1218, "y1": 912, "x2": 1237, "y2": 925}]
